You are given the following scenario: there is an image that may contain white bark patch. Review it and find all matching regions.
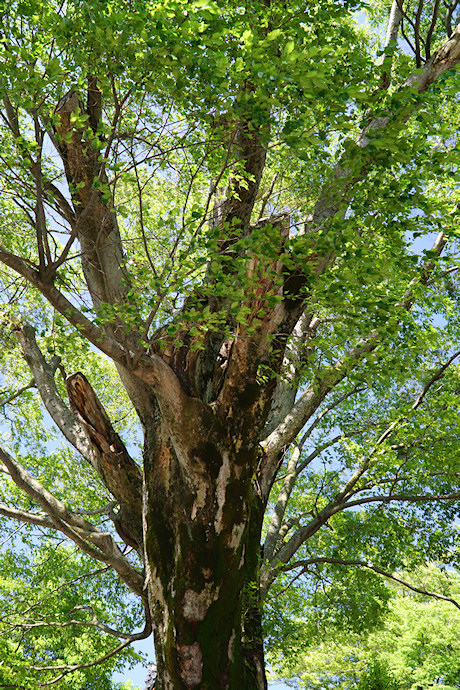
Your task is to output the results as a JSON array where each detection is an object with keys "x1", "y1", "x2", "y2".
[
  {"x1": 239, "y1": 544, "x2": 246, "y2": 569},
  {"x1": 191, "y1": 480, "x2": 208, "y2": 519},
  {"x1": 183, "y1": 583, "x2": 221, "y2": 622},
  {"x1": 214, "y1": 451, "x2": 231, "y2": 534},
  {"x1": 228, "y1": 522, "x2": 245, "y2": 549},
  {"x1": 177, "y1": 641, "x2": 203, "y2": 687},
  {"x1": 191, "y1": 500, "x2": 197, "y2": 520},
  {"x1": 197, "y1": 482, "x2": 207, "y2": 509},
  {"x1": 228, "y1": 628, "x2": 236, "y2": 662}
]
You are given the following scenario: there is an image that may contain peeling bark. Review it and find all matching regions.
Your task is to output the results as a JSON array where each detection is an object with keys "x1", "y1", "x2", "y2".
[
  {"x1": 66, "y1": 372, "x2": 143, "y2": 550},
  {"x1": 143, "y1": 430, "x2": 267, "y2": 689}
]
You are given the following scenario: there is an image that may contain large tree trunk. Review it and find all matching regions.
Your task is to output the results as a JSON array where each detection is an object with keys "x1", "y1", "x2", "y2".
[{"x1": 143, "y1": 432, "x2": 268, "y2": 689}]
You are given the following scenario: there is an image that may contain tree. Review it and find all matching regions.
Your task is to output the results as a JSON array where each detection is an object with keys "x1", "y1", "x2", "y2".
[
  {"x1": 269, "y1": 565, "x2": 460, "y2": 689},
  {"x1": 1, "y1": 0, "x2": 460, "y2": 688}
]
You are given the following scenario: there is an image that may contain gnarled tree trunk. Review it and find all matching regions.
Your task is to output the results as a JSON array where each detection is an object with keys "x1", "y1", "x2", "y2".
[{"x1": 144, "y1": 441, "x2": 267, "y2": 689}]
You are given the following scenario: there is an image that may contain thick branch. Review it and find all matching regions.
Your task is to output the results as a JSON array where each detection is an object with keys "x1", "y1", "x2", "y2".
[
  {"x1": 263, "y1": 444, "x2": 301, "y2": 563},
  {"x1": 260, "y1": 349, "x2": 460, "y2": 592},
  {"x1": 0, "y1": 504, "x2": 53, "y2": 529},
  {"x1": 263, "y1": 311, "x2": 315, "y2": 439},
  {"x1": 380, "y1": 0, "x2": 403, "y2": 88},
  {"x1": 306, "y1": 24, "x2": 460, "y2": 232},
  {"x1": 14, "y1": 324, "x2": 144, "y2": 548},
  {"x1": 261, "y1": 229, "x2": 451, "y2": 472},
  {"x1": 0, "y1": 246, "x2": 127, "y2": 362},
  {"x1": 261, "y1": 335, "x2": 376, "y2": 464},
  {"x1": 53, "y1": 87, "x2": 133, "y2": 317},
  {"x1": 0, "y1": 445, "x2": 144, "y2": 595},
  {"x1": 14, "y1": 323, "x2": 93, "y2": 460},
  {"x1": 133, "y1": 352, "x2": 218, "y2": 468}
]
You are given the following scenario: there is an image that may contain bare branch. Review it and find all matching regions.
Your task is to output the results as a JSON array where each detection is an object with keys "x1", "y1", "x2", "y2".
[
  {"x1": 0, "y1": 246, "x2": 127, "y2": 363},
  {"x1": 0, "y1": 504, "x2": 53, "y2": 529},
  {"x1": 0, "y1": 445, "x2": 144, "y2": 596},
  {"x1": 0, "y1": 379, "x2": 36, "y2": 407},
  {"x1": 385, "y1": 1, "x2": 404, "y2": 47},
  {"x1": 13, "y1": 323, "x2": 93, "y2": 460},
  {"x1": 33, "y1": 615, "x2": 152, "y2": 687}
]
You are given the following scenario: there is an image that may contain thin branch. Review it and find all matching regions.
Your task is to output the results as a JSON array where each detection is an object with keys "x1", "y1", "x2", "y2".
[
  {"x1": 34, "y1": 616, "x2": 152, "y2": 687},
  {"x1": 10, "y1": 615, "x2": 137, "y2": 641},
  {"x1": 0, "y1": 523, "x2": 26, "y2": 548},
  {"x1": 339, "y1": 490, "x2": 460, "y2": 512},
  {"x1": 427, "y1": 265, "x2": 460, "y2": 284},
  {"x1": 261, "y1": 231, "x2": 452, "y2": 465},
  {"x1": 305, "y1": 23, "x2": 460, "y2": 234},
  {"x1": 284, "y1": 557, "x2": 460, "y2": 610},
  {"x1": 412, "y1": 348, "x2": 460, "y2": 410},
  {"x1": 426, "y1": 0, "x2": 442, "y2": 59},
  {"x1": 414, "y1": 0, "x2": 425, "y2": 67},
  {"x1": 0, "y1": 379, "x2": 36, "y2": 407},
  {"x1": 324, "y1": 349, "x2": 460, "y2": 508},
  {"x1": 261, "y1": 349, "x2": 460, "y2": 590},
  {"x1": 298, "y1": 385, "x2": 366, "y2": 452},
  {"x1": 445, "y1": 0, "x2": 460, "y2": 36},
  {"x1": 10, "y1": 566, "x2": 111, "y2": 620},
  {"x1": 258, "y1": 173, "x2": 278, "y2": 220},
  {"x1": 295, "y1": 434, "x2": 346, "y2": 476}
]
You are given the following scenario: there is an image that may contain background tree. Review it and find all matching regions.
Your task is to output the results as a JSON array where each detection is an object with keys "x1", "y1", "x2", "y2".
[
  {"x1": 268, "y1": 565, "x2": 460, "y2": 690},
  {"x1": 1, "y1": 0, "x2": 460, "y2": 688}
]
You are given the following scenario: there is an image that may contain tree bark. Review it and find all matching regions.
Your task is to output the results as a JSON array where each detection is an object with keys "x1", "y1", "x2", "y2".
[{"x1": 143, "y1": 428, "x2": 267, "y2": 689}]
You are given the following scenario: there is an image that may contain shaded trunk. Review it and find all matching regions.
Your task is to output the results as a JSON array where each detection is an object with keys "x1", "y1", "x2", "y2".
[{"x1": 143, "y1": 438, "x2": 267, "y2": 690}]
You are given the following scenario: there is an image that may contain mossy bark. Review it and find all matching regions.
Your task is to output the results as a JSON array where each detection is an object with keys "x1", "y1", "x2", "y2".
[{"x1": 143, "y1": 436, "x2": 267, "y2": 690}]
